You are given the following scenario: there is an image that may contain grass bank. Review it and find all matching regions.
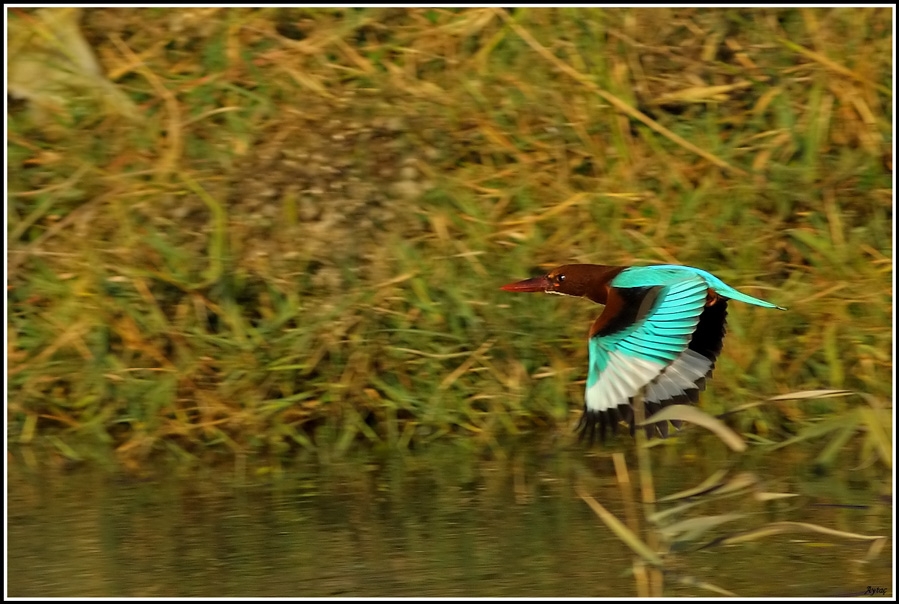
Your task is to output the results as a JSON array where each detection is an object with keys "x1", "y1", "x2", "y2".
[{"x1": 7, "y1": 7, "x2": 893, "y2": 467}]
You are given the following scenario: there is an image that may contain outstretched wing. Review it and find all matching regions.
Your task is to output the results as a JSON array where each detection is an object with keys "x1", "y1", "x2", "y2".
[
  {"x1": 578, "y1": 274, "x2": 710, "y2": 440},
  {"x1": 645, "y1": 264, "x2": 784, "y2": 309}
]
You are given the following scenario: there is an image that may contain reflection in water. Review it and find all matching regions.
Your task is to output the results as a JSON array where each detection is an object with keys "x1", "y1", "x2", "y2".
[{"x1": 7, "y1": 440, "x2": 893, "y2": 597}]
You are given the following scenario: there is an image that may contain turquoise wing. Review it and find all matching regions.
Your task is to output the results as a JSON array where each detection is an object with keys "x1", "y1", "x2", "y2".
[
  {"x1": 585, "y1": 273, "x2": 710, "y2": 417},
  {"x1": 633, "y1": 264, "x2": 784, "y2": 309},
  {"x1": 579, "y1": 264, "x2": 780, "y2": 440}
]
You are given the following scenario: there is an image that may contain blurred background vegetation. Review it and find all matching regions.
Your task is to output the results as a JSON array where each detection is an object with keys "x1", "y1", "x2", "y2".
[{"x1": 7, "y1": 7, "x2": 893, "y2": 468}]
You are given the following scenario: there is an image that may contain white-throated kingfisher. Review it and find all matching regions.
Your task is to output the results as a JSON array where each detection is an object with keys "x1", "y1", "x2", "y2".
[{"x1": 501, "y1": 264, "x2": 784, "y2": 442}]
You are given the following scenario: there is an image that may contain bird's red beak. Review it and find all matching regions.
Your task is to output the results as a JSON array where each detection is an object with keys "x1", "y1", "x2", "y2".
[{"x1": 500, "y1": 276, "x2": 551, "y2": 293}]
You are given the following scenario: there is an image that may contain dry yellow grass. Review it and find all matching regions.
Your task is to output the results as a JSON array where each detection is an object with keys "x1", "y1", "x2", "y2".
[{"x1": 7, "y1": 7, "x2": 893, "y2": 465}]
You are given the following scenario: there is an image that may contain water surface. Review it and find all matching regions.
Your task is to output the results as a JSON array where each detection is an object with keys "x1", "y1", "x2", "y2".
[{"x1": 7, "y1": 439, "x2": 893, "y2": 597}]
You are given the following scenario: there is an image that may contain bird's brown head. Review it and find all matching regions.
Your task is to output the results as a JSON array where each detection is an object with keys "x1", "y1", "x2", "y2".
[{"x1": 500, "y1": 264, "x2": 625, "y2": 305}]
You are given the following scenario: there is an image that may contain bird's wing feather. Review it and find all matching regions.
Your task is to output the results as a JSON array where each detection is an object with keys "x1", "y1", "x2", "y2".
[
  {"x1": 585, "y1": 274, "x2": 708, "y2": 415},
  {"x1": 577, "y1": 264, "x2": 777, "y2": 441},
  {"x1": 638, "y1": 264, "x2": 784, "y2": 309}
]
